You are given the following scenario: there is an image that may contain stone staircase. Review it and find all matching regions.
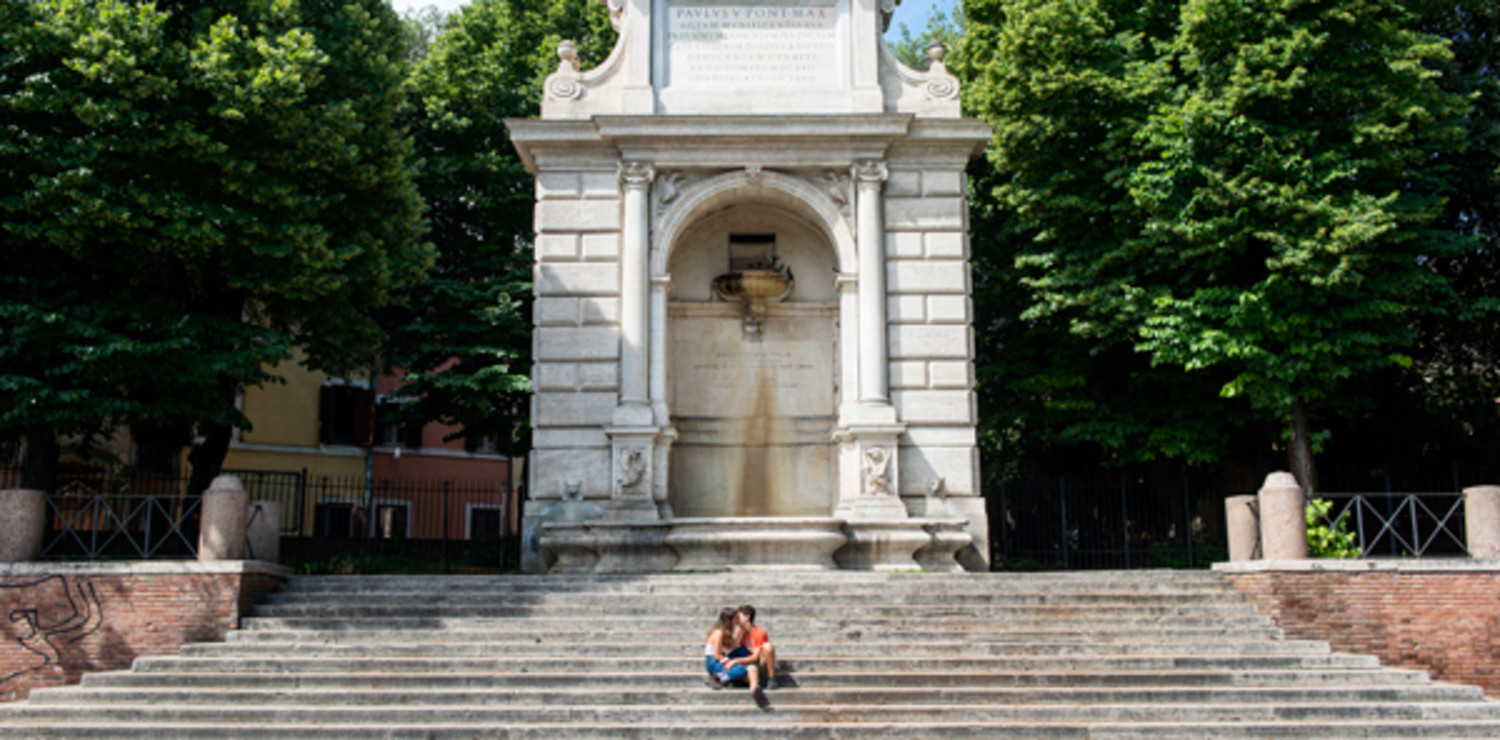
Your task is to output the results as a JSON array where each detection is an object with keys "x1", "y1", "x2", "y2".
[{"x1": 4, "y1": 571, "x2": 1500, "y2": 738}]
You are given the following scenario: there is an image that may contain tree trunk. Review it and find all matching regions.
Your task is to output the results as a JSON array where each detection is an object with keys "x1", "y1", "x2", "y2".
[
  {"x1": 20, "y1": 427, "x2": 58, "y2": 492},
  {"x1": 187, "y1": 419, "x2": 233, "y2": 498},
  {"x1": 1287, "y1": 397, "x2": 1318, "y2": 499}
]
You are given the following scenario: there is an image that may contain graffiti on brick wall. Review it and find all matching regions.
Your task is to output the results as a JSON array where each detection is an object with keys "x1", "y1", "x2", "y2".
[{"x1": 1, "y1": 576, "x2": 104, "y2": 688}]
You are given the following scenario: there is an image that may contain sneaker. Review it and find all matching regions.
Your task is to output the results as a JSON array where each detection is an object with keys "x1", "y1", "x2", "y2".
[
  {"x1": 752, "y1": 686, "x2": 769, "y2": 709},
  {"x1": 765, "y1": 676, "x2": 780, "y2": 690},
  {"x1": 706, "y1": 676, "x2": 723, "y2": 690}
]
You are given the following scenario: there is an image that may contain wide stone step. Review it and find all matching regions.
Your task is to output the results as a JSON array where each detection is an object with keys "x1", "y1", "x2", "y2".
[
  {"x1": 129, "y1": 654, "x2": 1381, "y2": 675},
  {"x1": 222, "y1": 625, "x2": 1292, "y2": 644},
  {"x1": 31, "y1": 684, "x2": 1492, "y2": 708},
  {"x1": 247, "y1": 602, "x2": 1261, "y2": 619},
  {"x1": 278, "y1": 572, "x2": 1232, "y2": 592},
  {"x1": 187, "y1": 638, "x2": 1332, "y2": 658},
  {"x1": 7, "y1": 700, "x2": 1500, "y2": 726},
  {"x1": 88, "y1": 667, "x2": 1435, "y2": 689},
  {"x1": 8, "y1": 719, "x2": 1500, "y2": 739},
  {"x1": 261, "y1": 590, "x2": 1248, "y2": 606},
  {"x1": 238, "y1": 614, "x2": 1274, "y2": 632}
]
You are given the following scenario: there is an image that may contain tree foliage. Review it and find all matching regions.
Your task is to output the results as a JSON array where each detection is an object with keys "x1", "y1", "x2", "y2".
[
  {"x1": 957, "y1": 0, "x2": 1248, "y2": 472},
  {"x1": 958, "y1": 0, "x2": 1485, "y2": 484},
  {"x1": 383, "y1": 0, "x2": 615, "y2": 453},
  {"x1": 0, "y1": 0, "x2": 430, "y2": 488}
]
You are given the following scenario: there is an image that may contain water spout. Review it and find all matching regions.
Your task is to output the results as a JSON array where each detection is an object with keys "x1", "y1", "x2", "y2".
[{"x1": 712, "y1": 268, "x2": 793, "y2": 340}]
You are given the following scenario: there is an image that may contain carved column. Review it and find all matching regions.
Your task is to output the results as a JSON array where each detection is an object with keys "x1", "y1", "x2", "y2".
[
  {"x1": 836, "y1": 161, "x2": 905, "y2": 520},
  {"x1": 604, "y1": 161, "x2": 663, "y2": 521},
  {"x1": 854, "y1": 159, "x2": 889, "y2": 407},
  {"x1": 616, "y1": 161, "x2": 655, "y2": 427}
]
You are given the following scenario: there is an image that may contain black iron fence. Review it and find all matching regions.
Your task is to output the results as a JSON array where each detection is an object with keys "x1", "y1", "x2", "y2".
[
  {"x1": 41, "y1": 473, "x2": 200, "y2": 559},
  {"x1": 994, "y1": 471, "x2": 1223, "y2": 571},
  {"x1": 276, "y1": 474, "x2": 522, "y2": 573},
  {"x1": 4, "y1": 466, "x2": 521, "y2": 572},
  {"x1": 1312, "y1": 493, "x2": 1469, "y2": 558},
  {"x1": 993, "y1": 462, "x2": 1499, "y2": 570}
]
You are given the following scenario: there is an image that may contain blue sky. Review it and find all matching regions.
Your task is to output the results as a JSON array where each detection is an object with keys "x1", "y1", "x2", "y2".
[{"x1": 386, "y1": 0, "x2": 956, "y2": 41}]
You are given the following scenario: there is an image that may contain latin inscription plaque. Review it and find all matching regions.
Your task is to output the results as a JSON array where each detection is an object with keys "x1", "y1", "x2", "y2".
[
  {"x1": 670, "y1": 308, "x2": 835, "y2": 418},
  {"x1": 667, "y1": 1, "x2": 839, "y2": 89}
]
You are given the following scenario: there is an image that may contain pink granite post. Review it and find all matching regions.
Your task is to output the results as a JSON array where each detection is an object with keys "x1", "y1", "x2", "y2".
[
  {"x1": 198, "y1": 475, "x2": 248, "y2": 561},
  {"x1": 1224, "y1": 494, "x2": 1260, "y2": 562},
  {"x1": 1463, "y1": 485, "x2": 1500, "y2": 559},
  {"x1": 0, "y1": 489, "x2": 45, "y2": 562},
  {"x1": 1257, "y1": 472, "x2": 1307, "y2": 560}
]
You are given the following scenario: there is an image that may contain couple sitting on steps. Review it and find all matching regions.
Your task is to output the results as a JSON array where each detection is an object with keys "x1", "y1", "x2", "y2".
[{"x1": 704, "y1": 604, "x2": 778, "y2": 707}]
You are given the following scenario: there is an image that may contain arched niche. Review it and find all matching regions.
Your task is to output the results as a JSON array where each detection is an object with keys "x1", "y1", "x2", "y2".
[
  {"x1": 652, "y1": 169, "x2": 856, "y2": 276},
  {"x1": 660, "y1": 179, "x2": 844, "y2": 519}
]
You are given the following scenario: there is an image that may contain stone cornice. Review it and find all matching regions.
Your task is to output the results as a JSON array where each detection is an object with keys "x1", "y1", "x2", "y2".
[{"x1": 506, "y1": 114, "x2": 991, "y2": 173}]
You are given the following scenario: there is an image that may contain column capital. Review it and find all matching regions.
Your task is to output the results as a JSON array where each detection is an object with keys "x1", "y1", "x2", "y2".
[
  {"x1": 852, "y1": 159, "x2": 888, "y2": 186},
  {"x1": 619, "y1": 161, "x2": 656, "y2": 188}
]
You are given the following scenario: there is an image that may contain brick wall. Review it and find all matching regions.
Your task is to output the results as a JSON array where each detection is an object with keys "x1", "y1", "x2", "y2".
[
  {"x1": 1218, "y1": 561, "x2": 1500, "y2": 697},
  {"x1": 0, "y1": 561, "x2": 289, "y2": 703}
]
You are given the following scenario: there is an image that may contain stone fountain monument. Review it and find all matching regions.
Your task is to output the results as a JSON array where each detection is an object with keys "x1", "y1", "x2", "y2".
[{"x1": 507, "y1": 0, "x2": 990, "y2": 572}]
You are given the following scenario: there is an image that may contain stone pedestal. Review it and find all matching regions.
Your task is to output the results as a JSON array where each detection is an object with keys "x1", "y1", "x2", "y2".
[
  {"x1": 666, "y1": 518, "x2": 846, "y2": 571},
  {"x1": 589, "y1": 521, "x2": 677, "y2": 574},
  {"x1": 1225, "y1": 494, "x2": 1261, "y2": 562},
  {"x1": 198, "y1": 475, "x2": 248, "y2": 561},
  {"x1": 246, "y1": 500, "x2": 280, "y2": 564},
  {"x1": 836, "y1": 426, "x2": 909, "y2": 520},
  {"x1": 1463, "y1": 485, "x2": 1500, "y2": 559},
  {"x1": 914, "y1": 519, "x2": 970, "y2": 573},
  {"x1": 836, "y1": 520, "x2": 930, "y2": 571},
  {"x1": 1257, "y1": 472, "x2": 1307, "y2": 560},
  {"x1": 539, "y1": 523, "x2": 598, "y2": 573},
  {"x1": 0, "y1": 489, "x2": 46, "y2": 562},
  {"x1": 605, "y1": 427, "x2": 663, "y2": 521}
]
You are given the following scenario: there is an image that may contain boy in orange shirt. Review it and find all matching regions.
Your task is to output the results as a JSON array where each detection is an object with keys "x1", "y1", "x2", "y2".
[{"x1": 726, "y1": 603, "x2": 778, "y2": 705}]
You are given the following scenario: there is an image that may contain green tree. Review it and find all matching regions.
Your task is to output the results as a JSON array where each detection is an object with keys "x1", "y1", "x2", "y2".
[
  {"x1": 383, "y1": 0, "x2": 615, "y2": 453},
  {"x1": 956, "y1": 0, "x2": 1247, "y2": 472},
  {"x1": 959, "y1": 0, "x2": 1475, "y2": 489},
  {"x1": 0, "y1": 0, "x2": 430, "y2": 492},
  {"x1": 1126, "y1": 0, "x2": 1470, "y2": 492}
]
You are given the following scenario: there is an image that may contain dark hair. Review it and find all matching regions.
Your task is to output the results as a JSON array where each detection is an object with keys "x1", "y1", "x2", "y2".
[
  {"x1": 737, "y1": 604, "x2": 756, "y2": 623},
  {"x1": 708, "y1": 607, "x2": 736, "y2": 647}
]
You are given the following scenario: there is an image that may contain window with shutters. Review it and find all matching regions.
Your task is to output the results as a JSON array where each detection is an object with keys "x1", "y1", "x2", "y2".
[
  {"x1": 375, "y1": 401, "x2": 423, "y2": 448},
  {"x1": 319, "y1": 384, "x2": 374, "y2": 446}
]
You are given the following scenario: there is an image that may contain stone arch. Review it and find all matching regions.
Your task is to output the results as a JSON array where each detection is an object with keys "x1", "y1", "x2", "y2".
[{"x1": 652, "y1": 170, "x2": 856, "y2": 275}]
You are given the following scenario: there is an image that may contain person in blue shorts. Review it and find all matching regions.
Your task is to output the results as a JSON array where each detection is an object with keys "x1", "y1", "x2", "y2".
[{"x1": 703, "y1": 607, "x2": 742, "y2": 689}]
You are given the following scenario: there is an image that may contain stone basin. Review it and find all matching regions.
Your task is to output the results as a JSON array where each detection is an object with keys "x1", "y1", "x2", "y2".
[
  {"x1": 667, "y1": 517, "x2": 847, "y2": 572},
  {"x1": 540, "y1": 516, "x2": 972, "y2": 574},
  {"x1": 711, "y1": 269, "x2": 794, "y2": 302}
]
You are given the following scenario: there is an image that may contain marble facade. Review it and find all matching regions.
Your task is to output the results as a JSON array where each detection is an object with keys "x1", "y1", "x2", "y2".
[{"x1": 509, "y1": 0, "x2": 990, "y2": 572}]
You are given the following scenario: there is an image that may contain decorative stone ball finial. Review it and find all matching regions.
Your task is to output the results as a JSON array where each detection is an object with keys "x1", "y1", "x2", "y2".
[
  {"x1": 925, "y1": 43, "x2": 948, "y2": 68},
  {"x1": 557, "y1": 40, "x2": 580, "y2": 72}
]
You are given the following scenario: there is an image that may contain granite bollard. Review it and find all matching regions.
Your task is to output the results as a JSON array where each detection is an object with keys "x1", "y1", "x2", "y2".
[
  {"x1": 1257, "y1": 472, "x2": 1307, "y2": 560},
  {"x1": 199, "y1": 475, "x2": 248, "y2": 561},
  {"x1": 0, "y1": 489, "x2": 46, "y2": 562},
  {"x1": 247, "y1": 499, "x2": 281, "y2": 564},
  {"x1": 1463, "y1": 485, "x2": 1500, "y2": 559},
  {"x1": 1224, "y1": 494, "x2": 1261, "y2": 562}
]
